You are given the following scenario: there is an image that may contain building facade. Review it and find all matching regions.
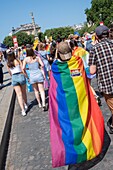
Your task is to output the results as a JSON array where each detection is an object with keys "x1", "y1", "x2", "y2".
[{"x1": 9, "y1": 23, "x2": 41, "y2": 36}]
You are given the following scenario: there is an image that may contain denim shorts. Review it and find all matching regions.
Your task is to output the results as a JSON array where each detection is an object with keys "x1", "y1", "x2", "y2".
[{"x1": 12, "y1": 73, "x2": 26, "y2": 86}]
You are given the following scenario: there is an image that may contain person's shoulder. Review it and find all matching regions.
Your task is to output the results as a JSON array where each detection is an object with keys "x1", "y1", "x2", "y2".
[
  {"x1": 24, "y1": 56, "x2": 30, "y2": 62},
  {"x1": 92, "y1": 42, "x2": 101, "y2": 48}
]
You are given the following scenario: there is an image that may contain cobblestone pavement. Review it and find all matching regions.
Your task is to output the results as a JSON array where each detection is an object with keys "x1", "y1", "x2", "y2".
[{"x1": 6, "y1": 78, "x2": 113, "y2": 170}]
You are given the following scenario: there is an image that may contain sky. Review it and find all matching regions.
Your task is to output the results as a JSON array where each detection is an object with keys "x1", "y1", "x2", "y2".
[{"x1": 0, "y1": 0, "x2": 91, "y2": 42}]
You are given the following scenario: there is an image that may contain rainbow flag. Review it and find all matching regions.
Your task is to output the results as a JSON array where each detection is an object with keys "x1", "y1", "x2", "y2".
[
  {"x1": 45, "y1": 44, "x2": 50, "y2": 54},
  {"x1": 73, "y1": 47, "x2": 96, "y2": 79},
  {"x1": 49, "y1": 56, "x2": 104, "y2": 168}
]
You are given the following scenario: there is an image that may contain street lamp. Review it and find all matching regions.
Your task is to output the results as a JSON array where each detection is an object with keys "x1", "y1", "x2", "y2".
[
  {"x1": 12, "y1": 27, "x2": 15, "y2": 35},
  {"x1": 30, "y1": 12, "x2": 37, "y2": 38},
  {"x1": 99, "y1": 13, "x2": 102, "y2": 21}
]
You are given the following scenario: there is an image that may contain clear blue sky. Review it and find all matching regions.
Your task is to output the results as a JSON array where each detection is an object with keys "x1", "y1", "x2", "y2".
[{"x1": 0, "y1": 0, "x2": 91, "y2": 42}]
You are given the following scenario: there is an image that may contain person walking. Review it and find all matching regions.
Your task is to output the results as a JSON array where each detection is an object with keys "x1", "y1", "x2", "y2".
[
  {"x1": 38, "y1": 42, "x2": 51, "y2": 89},
  {"x1": 49, "y1": 41, "x2": 104, "y2": 168},
  {"x1": 18, "y1": 48, "x2": 24, "y2": 63},
  {"x1": 6, "y1": 50, "x2": 28, "y2": 116},
  {"x1": 89, "y1": 25, "x2": 113, "y2": 134},
  {"x1": 23, "y1": 46, "x2": 47, "y2": 111}
]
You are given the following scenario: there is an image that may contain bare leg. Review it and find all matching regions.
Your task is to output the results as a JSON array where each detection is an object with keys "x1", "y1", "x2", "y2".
[
  {"x1": 21, "y1": 84, "x2": 27, "y2": 105},
  {"x1": 38, "y1": 82, "x2": 46, "y2": 107},
  {"x1": 14, "y1": 85, "x2": 25, "y2": 111},
  {"x1": 32, "y1": 83, "x2": 41, "y2": 105}
]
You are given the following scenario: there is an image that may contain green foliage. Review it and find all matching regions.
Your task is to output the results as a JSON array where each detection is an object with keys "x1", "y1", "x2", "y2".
[
  {"x1": 3, "y1": 36, "x2": 13, "y2": 47},
  {"x1": 78, "y1": 24, "x2": 97, "y2": 36},
  {"x1": 28, "y1": 34, "x2": 35, "y2": 45},
  {"x1": 85, "y1": 0, "x2": 113, "y2": 26},
  {"x1": 44, "y1": 27, "x2": 74, "y2": 40},
  {"x1": 15, "y1": 32, "x2": 35, "y2": 46},
  {"x1": 3, "y1": 32, "x2": 35, "y2": 47}
]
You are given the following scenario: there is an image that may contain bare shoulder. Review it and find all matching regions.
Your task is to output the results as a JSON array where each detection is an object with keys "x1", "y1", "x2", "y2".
[
  {"x1": 14, "y1": 59, "x2": 20, "y2": 65},
  {"x1": 24, "y1": 57, "x2": 30, "y2": 62}
]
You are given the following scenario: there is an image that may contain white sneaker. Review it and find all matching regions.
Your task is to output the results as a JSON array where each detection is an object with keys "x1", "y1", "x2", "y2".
[
  {"x1": 38, "y1": 103, "x2": 42, "y2": 108},
  {"x1": 21, "y1": 110, "x2": 26, "y2": 116},
  {"x1": 24, "y1": 103, "x2": 28, "y2": 111}
]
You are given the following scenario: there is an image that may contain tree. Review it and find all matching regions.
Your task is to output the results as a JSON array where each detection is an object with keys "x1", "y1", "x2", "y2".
[
  {"x1": 44, "y1": 27, "x2": 74, "y2": 41},
  {"x1": 3, "y1": 36, "x2": 13, "y2": 47},
  {"x1": 15, "y1": 32, "x2": 35, "y2": 46},
  {"x1": 85, "y1": 0, "x2": 113, "y2": 26},
  {"x1": 3, "y1": 32, "x2": 35, "y2": 47}
]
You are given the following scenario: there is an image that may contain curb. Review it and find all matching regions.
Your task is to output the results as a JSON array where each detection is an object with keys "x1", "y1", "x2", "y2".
[{"x1": 0, "y1": 90, "x2": 16, "y2": 170}]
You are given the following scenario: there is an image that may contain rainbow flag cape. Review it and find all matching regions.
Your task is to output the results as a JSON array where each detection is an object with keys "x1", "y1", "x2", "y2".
[
  {"x1": 73, "y1": 47, "x2": 96, "y2": 79},
  {"x1": 49, "y1": 56, "x2": 104, "y2": 168}
]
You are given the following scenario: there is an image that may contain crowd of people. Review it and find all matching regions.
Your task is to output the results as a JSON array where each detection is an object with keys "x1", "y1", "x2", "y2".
[
  {"x1": 0, "y1": 23, "x2": 113, "y2": 167},
  {"x1": 0, "y1": 24, "x2": 113, "y2": 124}
]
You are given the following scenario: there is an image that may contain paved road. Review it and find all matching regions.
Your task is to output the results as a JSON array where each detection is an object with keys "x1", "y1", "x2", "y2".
[{"x1": 0, "y1": 64, "x2": 113, "y2": 170}]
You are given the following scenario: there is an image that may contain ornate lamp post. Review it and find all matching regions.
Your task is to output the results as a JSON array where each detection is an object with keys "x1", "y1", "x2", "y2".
[
  {"x1": 12, "y1": 27, "x2": 15, "y2": 35},
  {"x1": 99, "y1": 13, "x2": 102, "y2": 21},
  {"x1": 99, "y1": 13, "x2": 104, "y2": 25},
  {"x1": 30, "y1": 12, "x2": 37, "y2": 38}
]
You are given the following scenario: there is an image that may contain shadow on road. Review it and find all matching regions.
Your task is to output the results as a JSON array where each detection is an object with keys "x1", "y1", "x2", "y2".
[
  {"x1": 3, "y1": 78, "x2": 11, "y2": 82},
  {"x1": 0, "y1": 82, "x2": 11, "y2": 90}
]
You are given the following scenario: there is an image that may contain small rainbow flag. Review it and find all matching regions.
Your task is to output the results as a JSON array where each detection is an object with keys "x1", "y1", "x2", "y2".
[
  {"x1": 45, "y1": 44, "x2": 50, "y2": 54},
  {"x1": 49, "y1": 56, "x2": 104, "y2": 168},
  {"x1": 73, "y1": 47, "x2": 96, "y2": 79}
]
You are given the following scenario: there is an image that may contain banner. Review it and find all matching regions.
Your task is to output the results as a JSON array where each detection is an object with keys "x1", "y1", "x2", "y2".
[
  {"x1": 33, "y1": 38, "x2": 38, "y2": 50},
  {"x1": 12, "y1": 36, "x2": 18, "y2": 48}
]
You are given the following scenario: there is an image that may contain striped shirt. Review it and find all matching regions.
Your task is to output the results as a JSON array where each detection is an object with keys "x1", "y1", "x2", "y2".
[{"x1": 89, "y1": 38, "x2": 113, "y2": 94}]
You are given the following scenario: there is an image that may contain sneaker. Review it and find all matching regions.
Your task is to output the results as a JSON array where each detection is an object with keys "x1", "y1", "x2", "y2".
[
  {"x1": 24, "y1": 102, "x2": 32, "y2": 111},
  {"x1": 21, "y1": 110, "x2": 26, "y2": 116},
  {"x1": 95, "y1": 95, "x2": 102, "y2": 106},
  {"x1": 38, "y1": 103, "x2": 42, "y2": 108},
  {"x1": 24, "y1": 104, "x2": 28, "y2": 111},
  {"x1": 43, "y1": 105, "x2": 48, "y2": 112}
]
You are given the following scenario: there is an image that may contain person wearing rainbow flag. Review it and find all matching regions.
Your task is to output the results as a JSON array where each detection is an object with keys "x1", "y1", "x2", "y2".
[
  {"x1": 38, "y1": 42, "x2": 51, "y2": 89},
  {"x1": 49, "y1": 41, "x2": 104, "y2": 168}
]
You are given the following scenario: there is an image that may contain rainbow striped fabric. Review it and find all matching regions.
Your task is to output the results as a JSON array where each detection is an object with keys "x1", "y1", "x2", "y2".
[
  {"x1": 49, "y1": 56, "x2": 104, "y2": 168},
  {"x1": 73, "y1": 46, "x2": 96, "y2": 79},
  {"x1": 45, "y1": 44, "x2": 50, "y2": 54}
]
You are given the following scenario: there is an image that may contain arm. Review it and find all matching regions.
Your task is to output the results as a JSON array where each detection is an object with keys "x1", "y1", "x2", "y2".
[
  {"x1": 88, "y1": 47, "x2": 97, "y2": 74},
  {"x1": 37, "y1": 57, "x2": 45, "y2": 79},
  {"x1": 46, "y1": 54, "x2": 50, "y2": 61},
  {"x1": 6, "y1": 64, "x2": 12, "y2": 76},
  {"x1": 89, "y1": 65, "x2": 96, "y2": 74},
  {"x1": 22, "y1": 58, "x2": 29, "y2": 79}
]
